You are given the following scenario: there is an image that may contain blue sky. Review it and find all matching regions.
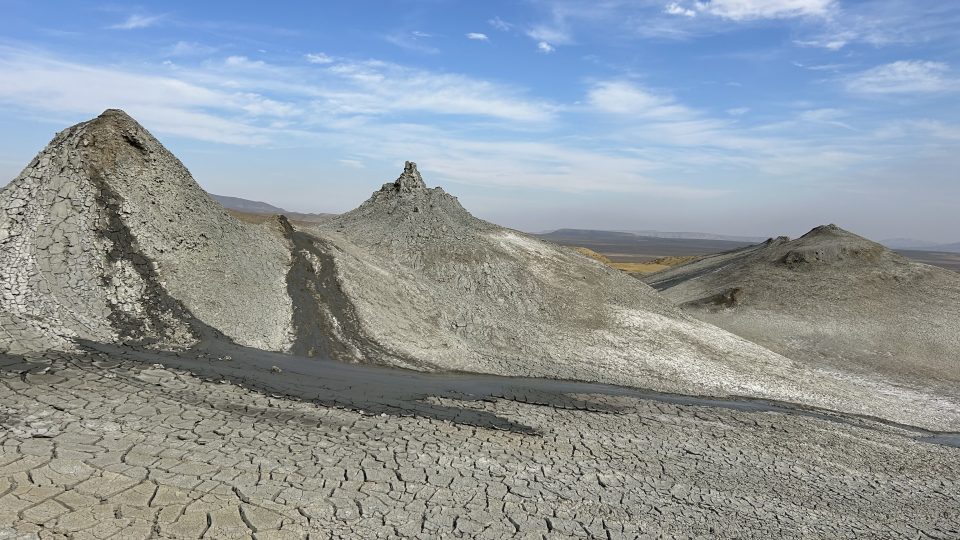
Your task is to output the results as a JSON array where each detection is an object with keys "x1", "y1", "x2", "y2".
[{"x1": 1, "y1": 1, "x2": 958, "y2": 241}]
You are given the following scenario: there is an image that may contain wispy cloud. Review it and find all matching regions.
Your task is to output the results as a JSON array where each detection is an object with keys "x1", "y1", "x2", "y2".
[
  {"x1": 489, "y1": 17, "x2": 512, "y2": 31},
  {"x1": 587, "y1": 81, "x2": 691, "y2": 119},
  {"x1": 164, "y1": 41, "x2": 217, "y2": 57},
  {"x1": 317, "y1": 60, "x2": 556, "y2": 121},
  {"x1": 109, "y1": 14, "x2": 165, "y2": 30},
  {"x1": 466, "y1": 33, "x2": 489, "y2": 42},
  {"x1": 691, "y1": 0, "x2": 836, "y2": 21},
  {"x1": 537, "y1": 42, "x2": 555, "y2": 54},
  {"x1": 385, "y1": 31, "x2": 439, "y2": 54},
  {"x1": 304, "y1": 52, "x2": 334, "y2": 64},
  {"x1": 798, "y1": 108, "x2": 855, "y2": 130},
  {"x1": 224, "y1": 55, "x2": 266, "y2": 69},
  {"x1": 665, "y1": 3, "x2": 697, "y2": 18},
  {"x1": 527, "y1": 25, "x2": 572, "y2": 45},
  {"x1": 1, "y1": 42, "x2": 957, "y2": 216},
  {"x1": 0, "y1": 49, "x2": 284, "y2": 144},
  {"x1": 845, "y1": 61, "x2": 956, "y2": 94}
]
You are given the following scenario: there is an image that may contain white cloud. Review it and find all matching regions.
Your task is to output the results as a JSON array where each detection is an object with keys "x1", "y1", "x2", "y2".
[
  {"x1": 0, "y1": 49, "x2": 296, "y2": 144},
  {"x1": 665, "y1": 3, "x2": 697, "y2": 17},
  {"x1": 489, "y1": 17, "x2": 512, "y2": 31},
  {"x1": 385, "y1": 31, "x2": 439, "y2": 54},
  {"x1": 587, "y1": 81, "x2": 691, "y2": 119},
  {"x1": 527, "y1": 26, "x2": 572, "y2": 46},
  {"x1": 727, "y1": 107, "x2": 749, "y2": 115},
  {"x1": 694, "y1": 0, "x2": 836, "y2": 20},
  {"x1": 165, "y1": 41, "x2": 217, "y2": 57},
  {"x1": 224, "y1": 56, "x2": 266, "y2": 69},
  {"x1": 304, "y1": 53, "x2": 334, "y2": 64},
  {"x1": 318, "y1": 60, "x2": 556, "y2": 122},
  {"x1": 338, "y1": 159, "x2": 365, "y2": 168},
  {"x1": 466, "y1": 33, "x2": 489, "y2": 41},
  {"x1": 794, "y1": 35, "x2": 851, "y2": 50},
  {"x1": 537, "y1": 42, "x2": 555, "y2": 54},
  {"x1": 798, "y1": 108, "x2": 854, "y2": 130},
  {"x1": 845, "y1": 61, "x2": 956, "y2": 94},
  {"x1": 109, "y1": 14, "x2": 164, "y2": 30}
]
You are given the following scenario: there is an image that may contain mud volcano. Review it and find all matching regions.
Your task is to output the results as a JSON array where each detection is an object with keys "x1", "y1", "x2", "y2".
[
  {"x1": 0, "y1": 110, "x2": 292, "y2": 353},
  {"x1": 646, "y1": 224, "x2": 960, "y2": 398}
]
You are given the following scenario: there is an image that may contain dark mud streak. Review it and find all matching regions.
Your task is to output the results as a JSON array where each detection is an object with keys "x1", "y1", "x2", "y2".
[
  {"x1": 87, "y1": 170, "x2": 226, "y2": 345},
  {"x1": 279, "y1": 216, "x2": 333, "y2": 358},
  {"x1": 647, "y1": 244, "x2": 760, "y2": 291},
  {"x1": 11, "y1": 340, "x2": 954, "y2": 447},
  {"x1": 278, "y1": 216, "x2": 427, "y2": 368}
]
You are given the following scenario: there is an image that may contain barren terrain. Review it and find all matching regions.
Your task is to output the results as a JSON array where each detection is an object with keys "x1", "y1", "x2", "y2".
[{"x1": 1, "y1": 110, "x2": 958, "y2": 538}]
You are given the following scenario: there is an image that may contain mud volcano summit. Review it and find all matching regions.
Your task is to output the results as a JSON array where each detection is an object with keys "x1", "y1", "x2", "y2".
[{"x1": 1, "y1": 110, "x2": 959, "y2": 539}]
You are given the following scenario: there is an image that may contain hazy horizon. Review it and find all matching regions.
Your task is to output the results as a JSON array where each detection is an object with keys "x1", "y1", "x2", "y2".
[{"x1": 1, "y1": 1, "x2": 958, "y2": 242}]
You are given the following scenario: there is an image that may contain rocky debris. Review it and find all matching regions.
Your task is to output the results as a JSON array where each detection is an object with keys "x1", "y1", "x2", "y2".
[
  {"x1": 0, "y1": 110, "x2": 292, "y2": 353},
  {"x1": 312, "y1": 168, "x2": 960, "y2": 429},
  {"x1": 646, "y1": 224, "x2": 960, "y2": 398},
  {"x1": 0, "y1": 352, "x2": 958, "y2": 539}
]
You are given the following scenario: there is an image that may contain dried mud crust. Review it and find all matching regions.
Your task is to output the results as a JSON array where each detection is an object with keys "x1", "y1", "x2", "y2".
[{"x1": 0, "y1": 353, "x2": 958, "y2": 539}]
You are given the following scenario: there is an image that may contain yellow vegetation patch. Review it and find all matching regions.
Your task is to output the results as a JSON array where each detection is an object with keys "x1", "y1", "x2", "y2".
[
  {"x1": 574, "y1": 247, "x2": 613, "y2": 264},
  {"x1": 574, "y1": 247, "x2": 700, "y2": 274},
  {"x1": 611, "y1": 262, "x2": 671, "y2": 274}
]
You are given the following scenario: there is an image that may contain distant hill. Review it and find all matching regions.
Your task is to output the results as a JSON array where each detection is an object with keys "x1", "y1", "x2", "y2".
[
  {"x1": 881, "y1": 238, "x2": 960, "y2": 253},
  {"x1": 212, "y1": 194, "x2": 336, "y2": 223},
  {"x1": 627, "y1": 230, "x2": 766, "y2": 243},
  {"x1": 933, "y1": 242, "x2": 960, "y2": 253},
  {"x1": 880, "y1": 237, "x2": 939, "y2": 250},
  {"x1": 211, "y1": 194, "x2": 286, "y2": 214}
]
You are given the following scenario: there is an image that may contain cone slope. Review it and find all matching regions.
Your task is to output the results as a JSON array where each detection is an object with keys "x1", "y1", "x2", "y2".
[
  {"x1": 646, "y1": 225, "x2": 960, "y2": 396},
  {"x1": 0, "y1": 109, "x2": 292, "y2": 352}
]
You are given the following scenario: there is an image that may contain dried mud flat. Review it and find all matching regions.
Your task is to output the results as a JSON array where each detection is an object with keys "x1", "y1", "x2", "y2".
[{"x1": 1, "y1": 349, "x2": 959, "y2": 539}]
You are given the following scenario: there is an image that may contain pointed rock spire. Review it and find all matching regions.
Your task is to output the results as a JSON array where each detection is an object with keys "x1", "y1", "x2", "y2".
[{"x1": 382, "y1": 161, "x2": 427, "y2": 193}]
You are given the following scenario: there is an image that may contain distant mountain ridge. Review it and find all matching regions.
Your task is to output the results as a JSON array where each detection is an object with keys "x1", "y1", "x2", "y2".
[
  {"x1": 541, "y1": 228, "x2": 764, "y2": 243},
  {"x1": 880, "y1": 238, "x2": 960, "y2": 252},
  {"x1": 211, "y1": 194, "x2": 286, "y2": 214},
  {"x1": 624, "y1": 230, "x2": 767, "y2": 243}
]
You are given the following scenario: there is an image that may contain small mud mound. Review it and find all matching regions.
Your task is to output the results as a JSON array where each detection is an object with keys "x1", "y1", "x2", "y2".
[
  {"x1": 645, "y1": 224, "x2": 960, "y2": 397},
  {"x1": 780, "y1": 224, "x2": 885, "y2": 267},
  {"x1": 684, "y1": 287, "x2": 744, "y2": 310}
]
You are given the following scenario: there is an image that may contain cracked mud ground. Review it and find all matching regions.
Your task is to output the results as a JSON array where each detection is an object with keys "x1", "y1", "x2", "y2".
[{"x1": 1, "y1": 353, "x2": 958, "y2": 539}]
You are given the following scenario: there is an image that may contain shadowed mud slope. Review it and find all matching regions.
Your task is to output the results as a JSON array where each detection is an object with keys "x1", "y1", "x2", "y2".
[{"x1": 645, "y1": 225, "x2": 960, "y2": 398}]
